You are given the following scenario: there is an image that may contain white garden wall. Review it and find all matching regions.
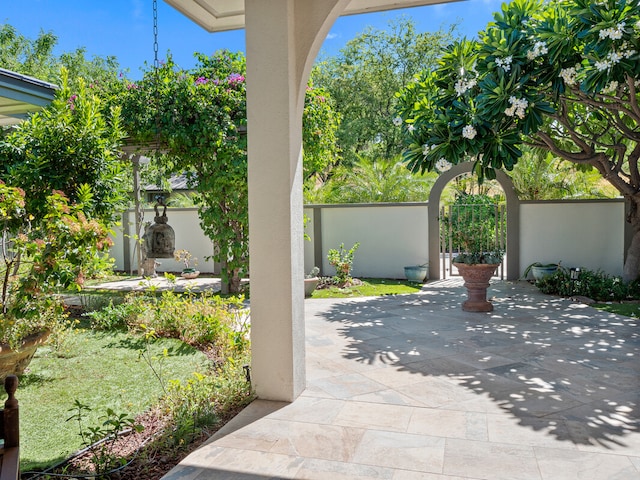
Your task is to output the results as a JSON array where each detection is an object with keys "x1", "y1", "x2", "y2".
[
  {"x1": 110, "y1": 198, "x2": 627, "y2": 279},
  {"x1": 519, "y1": 200, "x2": 624, "y2": 277},
  {"x1": 307, "y1": 204, "x2": 429, "y2": 279}
]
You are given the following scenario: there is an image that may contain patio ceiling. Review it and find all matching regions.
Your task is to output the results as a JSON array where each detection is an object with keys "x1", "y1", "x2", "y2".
[
  {"x1": 0, "y1": 68, "x2": 57, "y2": 126},
  {"x1": 164, "y1": 0, "x2": 459, "y2": 32}
]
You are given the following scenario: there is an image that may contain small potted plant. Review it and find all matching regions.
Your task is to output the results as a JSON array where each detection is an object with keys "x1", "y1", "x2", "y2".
[
  {"x1": 304, "y1": 266, "x2": 320, "y2": 297},
  {"x1": 523, "y1": 262, "x2": 560, "y2": 281},
  {"x1": 174, "y1": 249, "x2": 199, "y2": 279},
  {"x1": 404, "y1": 263, "x2": 428, "y2": 283}
]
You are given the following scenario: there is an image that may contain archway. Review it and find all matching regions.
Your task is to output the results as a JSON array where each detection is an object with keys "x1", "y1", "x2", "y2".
[{"x1": 428, "y1": 162, "x2": 520, "y2": 281}]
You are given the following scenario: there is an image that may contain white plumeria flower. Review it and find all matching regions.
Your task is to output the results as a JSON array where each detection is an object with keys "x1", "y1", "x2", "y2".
[
  {"x1": 621, "y1": 42, "x2": 637, "y2": 58},
  {"x1": 504, "y1": 96, "x2": 529, "y2": 119},
  {"x1": 435, "y1": 157, "x2": 452, "y2": 172},
  {"x1": 454, "y1": 78, "x2": 477, "y2": 96},
  {"x1": 600, "y1": 22, "x2": 626, "y2": 40},
  {"x1": 527, "y1": 41, "x2": 548, "y2": 60},
  {"x1": 495, "y1": 55, "x2": 513, "y2": 72},
  {"x1": 462, "y1": 125, "x2": 477, "y2": 140},
  {"x1": 422, "y1": 144, "x2": 431, "y2": 156},
  {"x1": 407, "y1": 124, "x2": 416, "y2": 132},
  {"x1": 393, "y1": 117, "x2": 403, "y2": 127},
  {"x1": 559, "y1": 66, "x2": 579, "y2": 86},
  {"x1": 595, "y1": 59, "x2": 611, "y2": 71},
  {"x1": 608, "y1": 51, "x2": 622, "y2": 63}
]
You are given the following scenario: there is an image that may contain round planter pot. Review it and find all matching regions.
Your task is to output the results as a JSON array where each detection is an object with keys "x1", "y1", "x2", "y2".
[
  {"x1": 181, "y1": 270, "x2": 200, "y2": 279},
  {"x1": 0, "y1": 330, "x2": 50, "y2": 379},
  {"x1": 454, "y1": 263, "x2": 500, "y2": 312},
  {"x1": 304, "y1": 277, "x2": 319, "y2": 297},
  {"x1": 531, "y1": 265, "x2": 558, "y2": 281},
  {"x1": 404, "y1": 266, "x2": 428, "y2": 283}
]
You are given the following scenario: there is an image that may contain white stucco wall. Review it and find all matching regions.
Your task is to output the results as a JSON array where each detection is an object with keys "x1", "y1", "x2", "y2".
[
  {"x1": 110, "y1": 200, "x2": 628, "y2": 279},
  {"x1": 319, "y1": 204, "x2": 430, "y2": 279},
  {"x1": 519, "y1": 200, "x2": 625, "y2": 277}
]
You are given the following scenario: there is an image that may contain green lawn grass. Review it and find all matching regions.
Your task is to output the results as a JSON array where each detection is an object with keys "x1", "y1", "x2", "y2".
[
  {"x1": 311, "y1": 278, "x2": 424, "y2": 298},
  {"x1": 592, "y1": 302, "x2": 640, "y2": 319},
  {"x1": 19, "y1": 328, "x2": 209, "y2": 472}
]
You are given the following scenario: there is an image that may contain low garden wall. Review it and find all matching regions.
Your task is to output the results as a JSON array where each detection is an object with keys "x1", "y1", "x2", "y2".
[{"x1": 110, "y1": 198, "x2": 626, "y2": 279}]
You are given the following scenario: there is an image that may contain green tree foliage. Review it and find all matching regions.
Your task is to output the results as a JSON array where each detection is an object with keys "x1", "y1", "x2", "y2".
[
  {"x1": 302, "y1": 83, "x2": 341, "y2": 180},
  {"x1": 115, "y1": 51, "x2": 340, "y2": 293},
  {"x1": 0, "y1": 69, "x2": 128, "y2": 224},
  {"x1": 397, "y1": 0, "x2": 640, "y2": 281},
  {"x1": 511, "y1": 150, "x2": 618, "y2": 200},
  {"x1": 0, "y1": 24, "x2": 57, "y2": 80},
  {"x1": 314, "y1": 17, "x2": 454, "y2": 165},
  {"x1": 305, "y1": 155, "x2": 436, "y2": 204},
  {"x1": 0, "y1": 23, "x2": 121, "y2": 90}
]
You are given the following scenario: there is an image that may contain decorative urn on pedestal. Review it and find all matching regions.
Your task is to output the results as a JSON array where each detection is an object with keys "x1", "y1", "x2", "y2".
[{"x1": 453, "y1": 252, "x2": 502, "y2": 312}]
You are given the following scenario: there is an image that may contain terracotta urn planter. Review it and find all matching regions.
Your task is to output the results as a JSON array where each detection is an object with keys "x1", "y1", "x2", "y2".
[
  {"x1": 454, "y1": 263, "x2": 500, "y2": 312},
  {"x1": 0, "y1": 330, "x2": 50, "y2": 379}
]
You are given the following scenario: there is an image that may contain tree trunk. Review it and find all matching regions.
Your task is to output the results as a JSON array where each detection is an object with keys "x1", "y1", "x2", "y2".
[
  {"x1": 230, "y1": 269, "x2": 241, "y2": 294},
  {"x1": 220, "y1": 259, "x2": 230, "y2": 295},
  {"x1": 623, "y1": 196, "x2": 640, "y2": 282},
  {"x1": 623, "y1": 229, "x2": 640, "y2": 283}
]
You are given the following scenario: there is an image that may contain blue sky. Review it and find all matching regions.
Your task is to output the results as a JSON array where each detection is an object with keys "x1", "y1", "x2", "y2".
[{"x1": 0, "y1": 0, "x2": 502, "y2": 78}]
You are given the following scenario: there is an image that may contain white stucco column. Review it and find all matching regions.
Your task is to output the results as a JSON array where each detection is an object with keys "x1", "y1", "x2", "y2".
[{"x1": 245, "y1": 0, "x2": 345, "y2": 401}]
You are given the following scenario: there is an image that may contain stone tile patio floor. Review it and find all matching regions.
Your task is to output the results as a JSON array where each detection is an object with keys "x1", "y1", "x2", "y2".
[{"x1": 157, "y1": 279, "x2": 639, "y2": 479}]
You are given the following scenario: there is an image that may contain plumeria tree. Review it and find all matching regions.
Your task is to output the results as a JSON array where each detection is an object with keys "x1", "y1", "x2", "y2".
[
  {"x1": 397, "y1": 0, "x2": 640, "y2": 281},
  {"x1": 115, "y1": 50, "x2": 340, "y2": 293}
]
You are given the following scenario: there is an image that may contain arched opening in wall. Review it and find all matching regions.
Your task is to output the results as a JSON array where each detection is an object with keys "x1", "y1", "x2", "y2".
[
  {"x1": 427, "y1": 162, "x2": 521, "y2": 282},
  {"x1": 439, "y1": 173, "x2": 506, "y2": 280}
]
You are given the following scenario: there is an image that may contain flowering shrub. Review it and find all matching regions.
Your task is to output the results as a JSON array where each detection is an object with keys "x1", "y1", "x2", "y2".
[
  {"x1": 0, "y1": 183, "x2": 113, "y2": 348},
  {"x1": 114, "y1": 50, "x2": 340, "y2": 293}
]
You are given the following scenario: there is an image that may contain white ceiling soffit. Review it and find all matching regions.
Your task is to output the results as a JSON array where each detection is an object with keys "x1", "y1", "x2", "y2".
[
  {"x1": 164, "y1": 0, "x2": 459, "y2": 32},
  {"x1": 0, "y1": 68, "x2": 57, "y2": 126}
]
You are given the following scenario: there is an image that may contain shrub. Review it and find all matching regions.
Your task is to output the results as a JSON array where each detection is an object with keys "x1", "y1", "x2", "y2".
[
  {"x1": 88, "y1": 291, "x2": 249, "y2": 363},
  {"x1": 536, "y1": 268, "x2": 640, "y2": 302},
  {"x1": 162, "y1": 353, "x2": 253, "y2": 446},
  {"x1": 327, "y1": 242, "x2": 360, "y2": 285}
]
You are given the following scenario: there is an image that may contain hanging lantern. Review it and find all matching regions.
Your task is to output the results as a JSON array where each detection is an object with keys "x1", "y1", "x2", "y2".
[{"x1": 144, "y1": 197, "x2": 175, "y2": 258}]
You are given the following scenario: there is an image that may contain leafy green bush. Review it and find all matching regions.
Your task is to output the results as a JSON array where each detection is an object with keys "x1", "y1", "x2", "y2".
[
  {"x1": 536, "y1": 268, "x2": 640, "y2": 302},
  {"x1": 327, "y1": 242, "x2": 360, "y2": 285},
  {"x1": 87, "y1": 291, "x2": 249, "y2": 363},
  {"x1": 85, "y1": 300, "x2": 139, "y2": 330},
  {"x1": 162, "y1": 354, "x2": 253, "y2": 446},
  {"x1": 443, "y1": 193, "x2": 504, "y2": 257}
]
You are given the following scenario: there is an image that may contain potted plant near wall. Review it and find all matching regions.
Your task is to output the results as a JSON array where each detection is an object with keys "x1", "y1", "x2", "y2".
[
  {"x1": 0, "y1": 185, "x2": 113, "y2": 377},
  {"x1": 174, "y1": 249, "x2": 200, "y2": 279},
  {"x1": 451, "y1": 219, "x2": 503, "y2": 312},
  {"x1": 304, "y1": 266, "x2": 320, "y2": 297},
  {"x1": 404, "y1": 263, "x2": 428, "y2": 283},
  {"x1": 523, "y1": 262, "x2": 560, "y2": 281}
]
